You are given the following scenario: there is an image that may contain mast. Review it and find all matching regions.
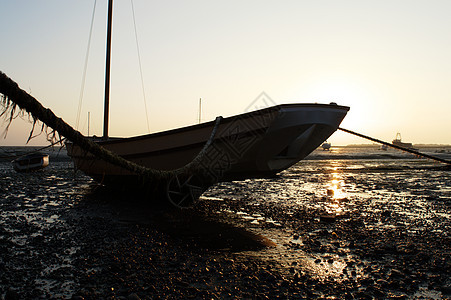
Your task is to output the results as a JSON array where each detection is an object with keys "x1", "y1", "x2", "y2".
[
  {"x1": 198, "y1": 98, "x2": 202, "y2": 124},
  {"x1": 103, "y1": 0, "x2": 113, "y2": 139},
  {"x1": 88, "y1": 111, "x2": 90, "y2": 136}
]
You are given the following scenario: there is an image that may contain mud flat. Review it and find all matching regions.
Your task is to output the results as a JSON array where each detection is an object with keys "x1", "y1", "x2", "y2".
[{"x1": 0, "y1": 147, "x2": 450, "y2": 299}]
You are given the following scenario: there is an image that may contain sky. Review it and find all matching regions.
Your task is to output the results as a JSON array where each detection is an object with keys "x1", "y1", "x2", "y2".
[{"x1": 1, "y1": 0, "x2": 450, "y2": 146}]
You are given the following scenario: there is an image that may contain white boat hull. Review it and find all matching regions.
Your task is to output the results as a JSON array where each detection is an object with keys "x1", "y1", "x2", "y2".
[
  {"x1": 12, "y1": 153, "x2": 49, "y2": 172},
  {"x1": 67, "y1": 103, "x2": 348, "y2": 187}
]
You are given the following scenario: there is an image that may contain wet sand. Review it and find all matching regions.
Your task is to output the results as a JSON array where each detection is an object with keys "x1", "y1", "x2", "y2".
[{"x1": 0, "y1": 147, "x2": 450, "y2": 299}]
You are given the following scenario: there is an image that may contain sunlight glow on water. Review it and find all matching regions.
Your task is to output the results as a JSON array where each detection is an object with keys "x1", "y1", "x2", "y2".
[{"x1": 205, "y1": 147, "x2": 450, "y2": 284}]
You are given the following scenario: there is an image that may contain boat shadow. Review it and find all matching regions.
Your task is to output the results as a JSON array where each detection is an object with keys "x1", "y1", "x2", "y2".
[{"x1": 80, "y1": 185, "x2": 274, "y2": 252}]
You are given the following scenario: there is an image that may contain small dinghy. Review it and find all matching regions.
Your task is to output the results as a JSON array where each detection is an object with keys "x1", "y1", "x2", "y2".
[
  {"x1": 321, "y1": 141, "x2": 331, "y2": 150},
  {"x1": 12, "y1": 152, "x2": 49, "y2": 172}
]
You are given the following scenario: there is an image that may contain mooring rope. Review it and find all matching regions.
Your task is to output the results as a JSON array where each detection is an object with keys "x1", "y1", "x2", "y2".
[
  {"x1": 338, "y1": 127, "x2": 451, "y2": 165},
  {"x1": 0, "y1": 71, "x2": 223, "y2": 198}
]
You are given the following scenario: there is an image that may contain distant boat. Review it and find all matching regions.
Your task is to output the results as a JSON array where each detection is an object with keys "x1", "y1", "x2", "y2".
[
  {"x1": 380, "y1": 144, "x2": 388, "y2": 151},
  {"x1": 321, "y1": 141, "x2": 331, "y2": 150},
  {"x1": 392, "y1": 132, "x2": 416, "y2": 149},
  {"x1": 12, "y1": 152, "x2": 49, "y2": 172}
]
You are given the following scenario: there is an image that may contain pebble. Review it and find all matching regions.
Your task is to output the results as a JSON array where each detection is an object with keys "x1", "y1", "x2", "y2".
[{"x1": 128, "y1": 293, "x2": 141, "y2": 300}]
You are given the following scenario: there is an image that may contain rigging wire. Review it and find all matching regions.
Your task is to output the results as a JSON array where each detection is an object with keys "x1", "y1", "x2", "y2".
[
  {"x1": 130, "y1": 0, "x2": 151, "y2": 133},
  {"x1": 76, "y1": 0, "x2": 97, "y2": 131}
]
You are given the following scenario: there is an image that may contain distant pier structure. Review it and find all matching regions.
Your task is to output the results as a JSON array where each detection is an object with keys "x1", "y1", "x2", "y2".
[{"x1": 392, "y1": 132, "x2": 415, "y2": 149}]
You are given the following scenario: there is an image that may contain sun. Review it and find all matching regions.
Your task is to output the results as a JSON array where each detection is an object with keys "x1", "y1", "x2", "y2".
[
  {"x1": 291, "y1": 76, "x2": 376, "y2": 145},
  {"x1": 308, "y1": 78, "x2": 366, "y2": 108}
]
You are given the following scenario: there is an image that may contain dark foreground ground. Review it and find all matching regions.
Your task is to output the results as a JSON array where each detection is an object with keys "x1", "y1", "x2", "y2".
[{"x1": 0, "y1": 157, "x2": 450, "y2": 299}]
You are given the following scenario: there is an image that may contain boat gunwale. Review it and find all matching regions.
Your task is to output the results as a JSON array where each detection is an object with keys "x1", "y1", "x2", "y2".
[{"x1": 82, "y1": 103, "x2": 349, "y2": 146}]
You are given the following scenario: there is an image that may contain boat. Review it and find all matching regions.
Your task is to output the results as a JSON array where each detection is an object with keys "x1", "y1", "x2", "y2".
[
  {"x1": 67, "y1": 103, "x2": 349, "y2": 184},
  {"x1": 65, "y1": 0, "x2": 350, "y2": 206},
  {"x1": 12, "y1": 152, "x2": 49, "y2": 172},
  {"x1": 392, "y1": 132, "x2": 415, "y2": 149},
  {"x1": 321, "y1": 141, "x2": 331, "y2": 150}
]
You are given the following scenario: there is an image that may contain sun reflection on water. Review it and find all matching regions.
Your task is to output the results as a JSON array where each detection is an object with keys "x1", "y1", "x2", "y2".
[{"x1": 322, "y1": 161, "x2": 349, "y2": 216}]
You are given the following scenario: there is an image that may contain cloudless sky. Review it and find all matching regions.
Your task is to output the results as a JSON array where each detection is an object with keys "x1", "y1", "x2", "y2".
[{"x1": 1, "y1": 0, "x2": 450, "y2": 146}]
